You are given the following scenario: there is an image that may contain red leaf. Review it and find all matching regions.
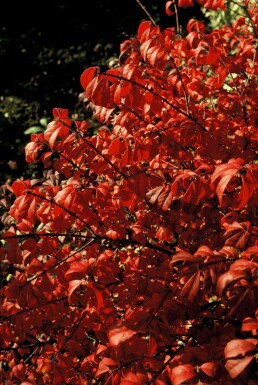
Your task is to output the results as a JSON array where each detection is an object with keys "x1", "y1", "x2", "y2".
[
  {"x1": 158, "y1": 187, "x2": 173, "y2": 211},
  {"x1": 108, "y1": 325, "x2": 137, "y2": 347},
  {"x1": 165, "y1": 1, "x2": 174, "y2": 16},
  {"x1": 147, "y1": 335, "x2": 158, "y2": 357},
  {"x1": 86, "y1": 75, "x2": 111, "y2": 107},
  {"x1": 11, "y1": 180, "x2": 31, "y2": 197},
  {"x1": 88, "y1": 282, "x2": 104, "y2": 311},
  {"x1": 25, "y1": 141, "x2": 44, "y2": 163},
  {"x1": 171, "y1": 251, "x2": 202, "y2": 264},
  {"x1": 109, "y1": 137, "x2": 127, "y2": 156},
  {"x1": 180, "y1": 271, "x2": 201, "y2": 301},
  {"x1": 211, "y1": 159, "x2": 257, "y2": 209},
  {"x1": 187, "y1": 18, "x2": 206, "y2": 33},
  {"x1": 155, "y1": 226, "x2": 174, "y2": 241},
  {"x1": 12, "y1": 363, "x2": 26, "y2": 381},
  {"x1": 85, "y1": 75, "x2": 99, "y2": 100},
  {"x1": 64, "y1": 261, "x2": 90, "y2": 280},
  {"x1": 223, "y1": 221, "x2": 251, "y2": 249},
  {"x1": 44, "y1": 120, "x2": 70, "y2": 150},
  {"x1": 224, "y1": 339, "x2": 258, "y2": 378},
  {"x1": 80, "y1": 66, "x2": 99, "y2": 89},
  {"x1": 106, "y1": 67, "x2": 121, "y2": 83},
  {"x1": 120, "y1": 372, "x2": 143, "y2": 385},
  {"x1": 224, "y1": 338, "x2": 257, "y2": 359},
  {"x1": 93, "y1": 105, "x2": 115, "y2": 123},
  {"x1": 215, "y1": 173, "x2": 236, "y2": 206},
  {"x1": 140, "y1": 39, "x2": 168, "y2": 67},
  {"x1": 137, "y1": 21, "x2": 152, "y2": 41},
  {"x1": 178, "y1": 0, "x2": 194, "y2": 6},
  {"x1": 200, "y1": 361, "x2": 218, "y2": 377},
  {"x1": 225, "y1": 355, "x2": 254, "y2": 379},
  {"x1": 106, "y1": 224, "x2": 126, "y2": 240},
  {"x1": 11, "y1": 194, "x2": 36, "y2": 231},
  {"x1": 146, "y1": 186, "x2": 165, "y2": 205},
  {"x1": 217, "y1": 269, "x2": 248, "y2": 297},
  {"x1": 67, "y1": 280, "x2": 82, "y2": 302},
  {"x1": 101, "y1": 357, "x2": 118, "y2": 366},
  {"x1": 194, "y1": 45, "x2": 220, "y2": 66},
  {"x1": 52, "y1": 108, "x2": 69, "y2": 120},
  {"x1": 95, "y1": 357, "x2": 118, "y2": 378},
  {"x1": 235, "y1": 166, "x2": 258, "y2": 208},
  {"x1": 242, "y1": 318, "x2": 258, "y2": 332},
  {"x1": 200, "y1": 0, "x2": 225, "y2": 10},
  {"x1": 217, "y1": 259, "x2": 257, "y2": 296},
  {"x1": 169, "y1": 364, "x2": 196, "y2": 385},
  {"x1": 212, "y1": 159, "x2": 243, "y2": 182}
]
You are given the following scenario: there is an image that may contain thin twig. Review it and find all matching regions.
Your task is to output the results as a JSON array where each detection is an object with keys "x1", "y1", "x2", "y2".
[{"x1": 135, "y1": 0, "x2": 157, "y2": 25}]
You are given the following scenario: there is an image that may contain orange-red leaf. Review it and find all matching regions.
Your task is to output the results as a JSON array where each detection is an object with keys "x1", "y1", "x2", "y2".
[
  {"x1": 224, "y1": 338, "x2": 257, "y2": 359},
  {"x1": 146, "y1": 186, "x2": 165, "y2": 205},
  {"x1": 242, "y1": 317, "x2": 258, "y2": 332},
  {"x1": 225, "y1": 355, "x2": 254, "y2": 379},
  {"x1": 200, "y1": 361, "x2": 218, "y2": 377},
  {"x1": 169, "y1": 364, "x2": 196, "y2": 385},
  {"x1": 95, "y1": 357, "x2": 118, "y2": 378},
  {"x1": 44, "y1": 120, "x2": 70, "y2": 150},
  {"x1": 108, "y1": 325, "x2": 137, "y2": 347},
  {"x1": 224, "y1": 339, "x2": 258, "y2": 378},
  {"x1": 120, "y1": 372, "x2": 143, "y2": 385}
]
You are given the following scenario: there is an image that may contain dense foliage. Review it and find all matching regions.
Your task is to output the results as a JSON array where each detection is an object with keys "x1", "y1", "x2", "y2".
[
  {"x1": 1, "y1": 0, "x2": 258, "y2": 384},
  {"x1": 1, "y1": 0, "x2": 202, "y2": 184}
]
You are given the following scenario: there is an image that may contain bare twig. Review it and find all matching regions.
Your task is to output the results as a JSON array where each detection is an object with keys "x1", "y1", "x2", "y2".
[{"x1": 135, "y1": 0, "x2": 157, "y2": 25}]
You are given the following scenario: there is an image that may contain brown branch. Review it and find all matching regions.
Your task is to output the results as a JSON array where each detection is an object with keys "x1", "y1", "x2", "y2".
[{"x1": 135, "y1": 0, "x2": 157, "y2": 25}]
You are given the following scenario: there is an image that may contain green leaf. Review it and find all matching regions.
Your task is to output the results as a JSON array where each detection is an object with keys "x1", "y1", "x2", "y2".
[
  {"x1": 24, "y1": 126, "x2": 44, "y2": 135},
  {"x1": 39, "y1": 118, "x2": 48, "y2": 127}
]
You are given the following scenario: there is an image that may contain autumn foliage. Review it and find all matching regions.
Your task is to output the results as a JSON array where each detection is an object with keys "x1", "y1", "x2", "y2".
[{"x1": 1, "y1": 0, "x2": 258, "y2": 384}]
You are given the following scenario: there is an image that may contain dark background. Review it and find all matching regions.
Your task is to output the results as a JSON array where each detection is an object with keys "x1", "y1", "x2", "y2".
[{"x1": 0, "y1": 0, "x2": 204, "y2": 184}]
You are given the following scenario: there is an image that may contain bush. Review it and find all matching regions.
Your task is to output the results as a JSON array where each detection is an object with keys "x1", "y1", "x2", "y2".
[{"x1": 1, "y1": 1, "x2": 258, "y2": 384}]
